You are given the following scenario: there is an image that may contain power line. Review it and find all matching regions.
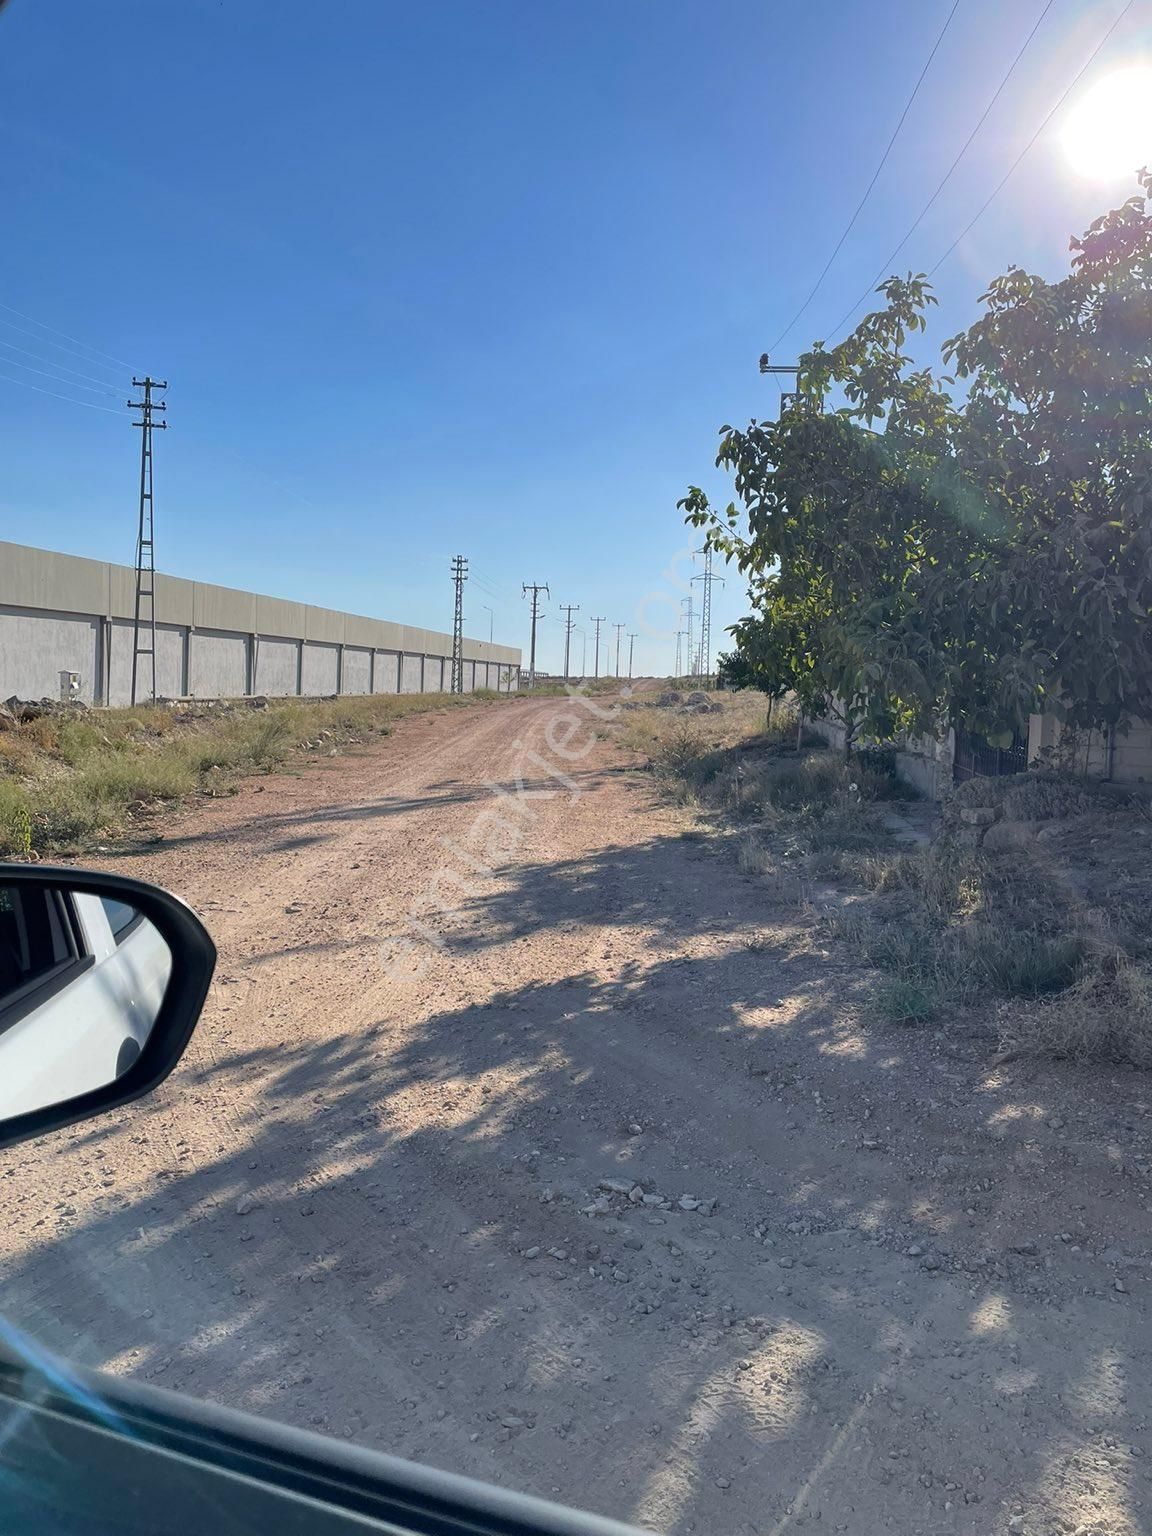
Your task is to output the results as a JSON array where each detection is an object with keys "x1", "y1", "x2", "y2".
[
  {"x1": 825, "y1": 0, "x2": 1057, "y2": 342},
  {"x1": 0, "y1": 348, "x2": 120, "y2": 397},
  {"x1": 0, "y1": 336, "x2": 124, "y2": 393},
  {"x1": 0, "y1": 299, "x2": 133, "y2": 371},
  {"x1": 767, "y1": 0, "x2": 963, "y2": 354},
  {"x1": 0, "y1": 368, "x2": 124, "y2": 415},
  {"x1": 0, "y1": 314, "x2": 127, "y2": 380},
  {"x1": 929, "y1": 0, "x2": 1136, "y2": 276}
]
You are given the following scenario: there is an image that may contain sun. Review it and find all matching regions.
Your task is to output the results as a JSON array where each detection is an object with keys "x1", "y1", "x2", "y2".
[{"x1": 1061, "y1": 64, "x2": 1152, "y2": 181}]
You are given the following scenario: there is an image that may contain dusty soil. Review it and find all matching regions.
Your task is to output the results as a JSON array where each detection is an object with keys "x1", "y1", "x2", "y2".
[{"x1": 4, "y1": 693, "x2": 1152, "y2": 1535}]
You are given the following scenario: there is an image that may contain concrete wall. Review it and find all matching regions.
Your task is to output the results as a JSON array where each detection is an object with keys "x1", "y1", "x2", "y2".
[
  {"x1": 373, "y1": 651, "x2": 400, "y2": 694},
  {"x1": 0, "y1": 604, "x2": 100, "y2": 702},
  {"x1": 343, "y1": 647, "x2": 371, "y2": 695},
  {"x1": 192, "y1": 629, "x2": 249, "y2": 700},
  {"x1": 301, "y1": 642, "x2": 339, "y2": 697},
  {"x1": 0, "y1": 540, "x2": 520, "y2": 704},
  {"x1": 400, "y1": 654, "x2": 423, "y2": 694},
  {"x1": 1029, "y1": 712, "x2": 1152, "y2": 785},
  {"x1": 108, "y1": 619, "x2": 186, "y2": 705},
  {"x1": 254, "y1": 636, "x2": 300, "y2": 697}
]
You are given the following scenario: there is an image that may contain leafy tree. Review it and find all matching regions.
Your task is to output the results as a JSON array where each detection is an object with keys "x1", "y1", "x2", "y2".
[{"x1": 684, "y1": 173, "x2": 1152, "y2": 750}]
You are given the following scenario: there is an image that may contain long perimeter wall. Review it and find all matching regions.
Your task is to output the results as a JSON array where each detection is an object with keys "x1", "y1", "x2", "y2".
[{"x1": 0, "y1": 541, "x2": 521, "y2": 705}]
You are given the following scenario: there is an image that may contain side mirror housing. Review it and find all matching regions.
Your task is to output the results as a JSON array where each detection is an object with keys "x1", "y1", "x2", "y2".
[{"x1": 0, "y1": 864, "x2": 216, "y2": 1151}]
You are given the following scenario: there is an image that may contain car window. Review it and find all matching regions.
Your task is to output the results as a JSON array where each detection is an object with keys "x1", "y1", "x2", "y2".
[
  {"x1": 100, "y1": 896, "x2": 141, "y2": 942},
  {"x1": 0, "y1": 886, "x2": 76, "y2": 1003}
]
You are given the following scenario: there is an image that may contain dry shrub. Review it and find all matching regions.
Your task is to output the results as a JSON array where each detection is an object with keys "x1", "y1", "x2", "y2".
[{"x1": 1003, "y1": 956, "x2": 1152, "y2": 1066}]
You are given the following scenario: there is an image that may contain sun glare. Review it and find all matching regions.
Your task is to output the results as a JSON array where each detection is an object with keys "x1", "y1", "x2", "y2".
[{"x1": 1061, "y1": 64, "x2": 1152, "y2": 181}]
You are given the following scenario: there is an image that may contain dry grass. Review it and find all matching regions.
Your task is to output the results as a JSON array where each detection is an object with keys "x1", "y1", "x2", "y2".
[
  {"x1": 1003, "y1": 956, "x2": 1152, "y2": 1066},
  {"x1": 621, "y1": 691, "x2": 1152, "y2": 1061},
  {"x1": 0, "y1": 691, "x2": 504, "y2": 858}
]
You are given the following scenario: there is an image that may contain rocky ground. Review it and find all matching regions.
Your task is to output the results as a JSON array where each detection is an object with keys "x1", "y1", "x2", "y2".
[{"x1": 2, "y1": 691, "x2": 1151, "y2": 1535}]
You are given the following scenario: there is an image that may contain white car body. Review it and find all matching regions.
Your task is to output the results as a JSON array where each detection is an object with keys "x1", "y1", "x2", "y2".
[{"x1": 0, "y1": 891, "x2": 172, "y2": 1120}]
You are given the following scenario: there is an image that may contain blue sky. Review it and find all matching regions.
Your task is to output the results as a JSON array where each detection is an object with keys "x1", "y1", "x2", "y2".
[{"x1": 0, "y1": 0, "x2": 1147, "y2": 675}]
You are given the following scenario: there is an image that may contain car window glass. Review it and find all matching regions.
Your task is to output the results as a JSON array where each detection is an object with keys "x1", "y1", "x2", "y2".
[
  {"x1": 0, "y1": 887, "x2": 76, "y2": 1004},
  {"x1": 100, "y1": 896, "x2": 139, "y2": 941}
]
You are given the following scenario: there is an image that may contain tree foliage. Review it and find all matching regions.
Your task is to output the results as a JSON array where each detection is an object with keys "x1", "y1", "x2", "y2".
[{"x1": 684, "y1": 172, "x2": 1152, "y2": 748}]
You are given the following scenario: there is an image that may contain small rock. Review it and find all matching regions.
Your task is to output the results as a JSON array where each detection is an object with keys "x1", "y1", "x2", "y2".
[
  {"x1": 599, "y1": 1179, "x2": 632, "y2": 1196},
  {"x1": 521, "y1": 1246, "x2": 541, "y2": 1260},
  {"x1": 715, "y1": 1477, "x2": 731, "y2": 1490},
  {"x1": 235, "y1": 1195, "x2": 263, "y2": 1216},
  {"x1": 628, "y1": 1186, "x2": 644, "y2": 1204},
  {"x1": 777, "y1": 1257, "x2": 794, "y2": 1270},
  {"x1": 1114, "y1": 1278, "x2": 1127, "y2": 1293},
  {"x1": 906, "y1": 1244, "x2": 923, "y2": 1258},
  {"x1": 678, "y1": 1196, "x2": 701, "y2": 1212},
  {"x1": 627, "y1": 1124, "x2": 643, "y2": 1137},
  {"x1": 959, "y1": 806, "x2": 997, "y2": 826}
]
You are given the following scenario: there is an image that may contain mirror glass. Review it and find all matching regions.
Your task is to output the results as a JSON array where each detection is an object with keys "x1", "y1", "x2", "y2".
[{"x1": 0, "y1": 882, "x2": 173, "y2": 1120}]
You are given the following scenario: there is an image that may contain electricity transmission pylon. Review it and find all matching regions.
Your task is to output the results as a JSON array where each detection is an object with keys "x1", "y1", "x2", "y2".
[
  {"x1": 128, "y1": 376, "x2": 167, "y2": 705},
  {"x1": 450, "y1": 555, "x2": 468, "y2": 692},
  {"x1": 692, "y1": 547, "x2": 724, "y2": 683}
]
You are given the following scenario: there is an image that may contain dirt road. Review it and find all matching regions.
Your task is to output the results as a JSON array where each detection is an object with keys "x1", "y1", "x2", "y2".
[{"x1": 4, "y1": 694, "x2": 1152, "y2": 1534}]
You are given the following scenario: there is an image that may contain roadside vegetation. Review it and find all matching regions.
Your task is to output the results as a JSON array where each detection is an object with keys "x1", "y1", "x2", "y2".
[
  {"x1": 0, "y1": 690, "x2": 503, "y2": 859},
  {"x1": 623, "y1": 689, "x2": 1152, "y2": 1066}
]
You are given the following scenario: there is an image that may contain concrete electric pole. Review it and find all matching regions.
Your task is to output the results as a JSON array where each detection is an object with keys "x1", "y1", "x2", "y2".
[
  {"x1": 450, "y1": 555, "x2": 468, "y2": 693},
  {"x1": 559, "y1": 603, "x2": 579, "y2": 680},
  {"x1": 128, "y1": 376, "x2": 167, "y2": 705},
  {"x1": 522, "y1": 582, "x2": 549, "y2": 686},
  {"x1": 612, "y1": 622, "x2": 625, "y2": 677},
  {"x1": 627, "y1": 632, "x2": 637, "y2": 679},
  {"x1": 591, "y1": 617, "x2": 606, "y2": 679}
]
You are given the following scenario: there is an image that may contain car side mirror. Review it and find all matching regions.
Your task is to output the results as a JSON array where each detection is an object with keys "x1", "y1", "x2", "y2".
[{"x1": 0, "y1": 864, "x2": 216, "y2": 1151}]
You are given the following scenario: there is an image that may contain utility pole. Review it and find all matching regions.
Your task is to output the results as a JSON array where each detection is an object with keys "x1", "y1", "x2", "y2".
[
  {"x1": 759, "y1": 352, "x2": 807, "y2": 415},
  {"x1": 481, "y1": 604, "x2": 493, "y2": 643},
  {"x1": 450, "y1": 555, "x2": 468, "y2": 693},
  {"x1": 559, "y1": 603, "x2": 579, "y2": 680},
  {"x1": 627, "y1": 632, "x2": 637, "y2": 679},
  {"x1": 577, "y1": 629, "x2": 587, "y2": 676},
  {"x1": 612, "y1": 621, "x2": 625, "y2": 678},
  {"x1": 674, "y1": 629, "x2": 683, "y2": 679},
  {"x1": 127, "y1": 376, "x2": 167, "y2": 705},
  {"x1": 522, "y1": 582, "x2": 549, "y2": 686},
  {"x1": 681, "y1": 593, "x2": 695, "y2": 679},
  {"x1": 692, "y1": 547, "x2": 724, "y2": 685},
  {"x1": 591, "y1": 617, "x2": 606, "y2": 679}
]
